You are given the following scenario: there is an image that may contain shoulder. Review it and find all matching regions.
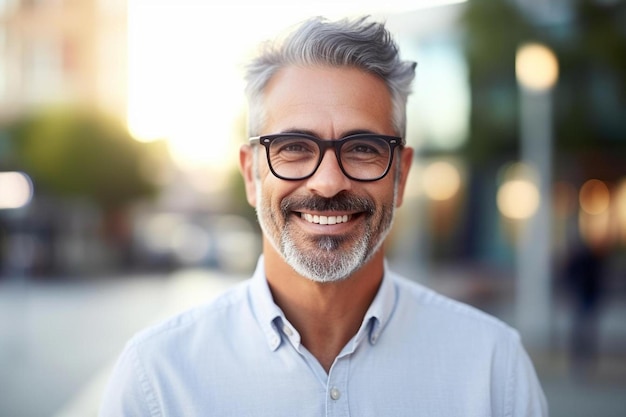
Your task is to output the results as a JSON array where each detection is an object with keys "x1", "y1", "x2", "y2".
[
  {"x1": 389, "y1": 271, "x2": 519, "y2": 342},
  {"x1": 100, "y1": 279, "x2": 256, "y2": 416},
  {"x1": 128, "y1": 278, "x2": 252, "y2": 351},
  {"x1": 389, "y1": 273, "x2": 548, "y2": 415}
]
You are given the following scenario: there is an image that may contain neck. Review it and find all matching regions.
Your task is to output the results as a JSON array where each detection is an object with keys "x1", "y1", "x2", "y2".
[{"x1": 263, "y1": 240, "x2": 384, "y2": 372}]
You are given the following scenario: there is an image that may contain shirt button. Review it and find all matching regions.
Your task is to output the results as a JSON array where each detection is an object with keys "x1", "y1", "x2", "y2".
[
  {"x1": 283, "y1": 325, "x2": 293, "y2": 336},
  {"x1": 330, "y1": 387, "x2": 341, "y2": 400}
]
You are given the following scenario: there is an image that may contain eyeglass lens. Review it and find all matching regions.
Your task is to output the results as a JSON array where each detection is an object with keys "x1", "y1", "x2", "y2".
[{"x1": 267, "y1": 136, "x2": 392, "y2": 180}]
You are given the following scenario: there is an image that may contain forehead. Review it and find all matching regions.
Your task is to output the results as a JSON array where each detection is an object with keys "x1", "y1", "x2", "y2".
[{"x1": 261, "y1": 65, "x2": 394, "y2": 137}]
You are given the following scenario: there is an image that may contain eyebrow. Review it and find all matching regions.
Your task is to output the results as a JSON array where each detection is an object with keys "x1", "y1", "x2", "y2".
[{"x1": 277, "y1": 128, "x2": 379, "y2": 139}]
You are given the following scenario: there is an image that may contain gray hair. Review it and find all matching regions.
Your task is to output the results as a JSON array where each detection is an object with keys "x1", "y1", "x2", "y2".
[{"x1": 244, "y1": 16, "x2": 417, "y2": 139}]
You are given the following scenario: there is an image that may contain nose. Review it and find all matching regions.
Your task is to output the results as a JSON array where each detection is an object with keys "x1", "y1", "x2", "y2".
[{"x1": 305, "y1": 149, "x2": 352, "y2": 198}]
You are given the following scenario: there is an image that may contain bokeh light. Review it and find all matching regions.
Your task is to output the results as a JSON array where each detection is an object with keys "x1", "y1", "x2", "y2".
[
  {"x1": 579, "y1": 179, "x2": 610, "y2": 215},
  {"x1": 498, "y1": 179, "x2": 540, "y2": 220},
  {"x1": 0, "y1": 171, "x2": 34, "y2": 210},
  {"x1": 516, "y1": 43, "x2": 559, "y2": 92},
  {"x1": 422, "y1": 160, "x2": 461, "y2": 201},
  {"x1": 496, "y1": 163, "x2": 540, "y2": 220}
]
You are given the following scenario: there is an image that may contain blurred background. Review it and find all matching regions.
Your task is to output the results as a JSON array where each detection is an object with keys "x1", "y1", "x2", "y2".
[{"x1": 0, "y1": 0, "x2": 624, "y2": 416}]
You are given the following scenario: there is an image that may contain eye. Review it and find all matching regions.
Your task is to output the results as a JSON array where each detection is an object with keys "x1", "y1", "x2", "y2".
[
  {"x1": 281, "y1": 142, "x2": 312, "y2": 153},
  {"x1": 343, "y1": 140, "x2": 386, "y2": 156},
  {"x1": 270, "y1": 137, "x2": 318, "y2": 160},
  {"x1": 353, "y1": 144, "x2": 380, "y2": 154}
]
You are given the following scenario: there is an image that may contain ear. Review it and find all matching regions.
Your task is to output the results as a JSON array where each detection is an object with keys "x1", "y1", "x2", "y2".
[
  {"x1": 394, "y1": 146, "x2": 413, "y2": 208},
  {"x1": 239, "y1": 144, "x2": 258, "y2": 207}
]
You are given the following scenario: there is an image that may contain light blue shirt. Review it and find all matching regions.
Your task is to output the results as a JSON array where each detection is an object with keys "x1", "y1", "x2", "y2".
[{"x1": 99, "y1": 257, "x2": 547, "y2": 416}]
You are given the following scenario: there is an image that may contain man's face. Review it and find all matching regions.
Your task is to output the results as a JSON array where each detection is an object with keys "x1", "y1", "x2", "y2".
[{"x1": 241, "y1": 65, "x2": 412, "y2": 282}]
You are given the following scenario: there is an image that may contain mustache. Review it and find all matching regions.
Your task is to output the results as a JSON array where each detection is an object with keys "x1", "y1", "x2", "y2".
[{"x1": 281, "y1": 192, "x2": 376, "y2": 215}]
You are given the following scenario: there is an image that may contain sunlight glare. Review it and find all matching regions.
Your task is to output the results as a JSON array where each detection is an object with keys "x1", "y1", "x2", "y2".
[
  {"x1": 127, "y1": 2, "x2": 253, "y2": 170},
  {"x1": 127, "y1": 0, "x2": 468, "y2": 170}
]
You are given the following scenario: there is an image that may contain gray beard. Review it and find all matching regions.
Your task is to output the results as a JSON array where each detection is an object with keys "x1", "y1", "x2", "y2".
[
  {"x1": 255, "y1": 192, "x2": 396, "y2": 283},
  {"x1": 280, "y1": 227, "x2": 372, "y2": 283}
]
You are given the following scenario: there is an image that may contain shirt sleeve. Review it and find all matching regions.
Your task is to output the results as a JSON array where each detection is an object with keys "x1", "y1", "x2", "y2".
[
  {"x1": 98, "y1": 341, "x2": 160, "y2": 417},
  {"x1": 504, "y1": 338, "x2": 549, "y2": 417}
]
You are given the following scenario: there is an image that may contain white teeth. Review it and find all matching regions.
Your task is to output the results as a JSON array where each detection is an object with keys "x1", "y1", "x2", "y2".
[{"x1": 301, "y1": 213, "x2": 350, "y2": 225}]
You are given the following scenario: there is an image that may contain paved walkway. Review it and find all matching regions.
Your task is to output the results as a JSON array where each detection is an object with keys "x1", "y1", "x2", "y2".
[
  {"x1": 1, "y1": 268, "x2": 624, "y2": 417},
  {"x1": 0, "y1": 269, "x2": 244, "y2": 417}
]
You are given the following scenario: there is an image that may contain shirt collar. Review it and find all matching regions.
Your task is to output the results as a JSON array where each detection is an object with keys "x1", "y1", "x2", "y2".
[
  {"x1": 248, "y1": 256, "x2": 398, "y2": 351},
  {"x1": 249, "y1": 256, "x2": 285, "y2": 351},
  {"x1": 353, "y1": 259, "x2": 397, "y2": 347}
]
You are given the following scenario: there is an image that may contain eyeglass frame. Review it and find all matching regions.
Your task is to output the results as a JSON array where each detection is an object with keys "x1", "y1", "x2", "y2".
[{"x1": 249, "y1": 132, "x2": 404, "y2": 182}]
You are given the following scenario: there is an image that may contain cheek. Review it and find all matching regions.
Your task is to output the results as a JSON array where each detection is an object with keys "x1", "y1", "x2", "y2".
[
  {"x1": 374, "y1": 179, "x2": 397, "y2": 205},
  {"x1": 258, "y1": 176, "x2": 298, "y2": 212}
]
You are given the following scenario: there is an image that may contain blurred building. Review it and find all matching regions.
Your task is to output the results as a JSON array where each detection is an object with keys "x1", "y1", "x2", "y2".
[
  {"x1": 0, "y1": 0, "x2": 127, "y2": 122},
  {"x1": 0, "y1": 0, "x2": 143, "y2": 279}
]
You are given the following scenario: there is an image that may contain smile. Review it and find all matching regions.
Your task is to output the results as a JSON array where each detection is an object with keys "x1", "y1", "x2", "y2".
[{"x1": 300, "y1": 213, "x2": 351, "y2": 225}]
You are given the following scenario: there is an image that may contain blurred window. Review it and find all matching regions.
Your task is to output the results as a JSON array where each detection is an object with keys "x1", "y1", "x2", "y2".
[
  {"x1": 414, "y1": 36, "x2": 470, "y2": 151},
  {"x1": 24, "y1": 38, "x2": 63, "y2": 102}
]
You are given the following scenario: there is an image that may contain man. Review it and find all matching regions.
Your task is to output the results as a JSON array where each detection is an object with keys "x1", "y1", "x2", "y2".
[{"x1": 100, "y1": 16, "x2": 547, "y2": 416}]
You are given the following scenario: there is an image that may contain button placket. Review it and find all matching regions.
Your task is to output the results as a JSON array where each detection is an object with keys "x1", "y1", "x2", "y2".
[{"x1": 325, "y1": 356, "x2": 350, "y2": 416}]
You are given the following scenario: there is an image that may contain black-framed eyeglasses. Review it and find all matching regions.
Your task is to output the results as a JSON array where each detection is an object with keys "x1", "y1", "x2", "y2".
[{"x1": 249, "y1": 132, "x2": 403, "y2": 182}]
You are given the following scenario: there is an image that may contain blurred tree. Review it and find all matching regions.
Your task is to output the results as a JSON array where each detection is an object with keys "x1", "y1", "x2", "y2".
[
  {"x1": 555, "y1": 0, "x2": 626, "y2": 152},
  {"x1": 459, "y1": 0, "x2": 536, "y2": 164},
  {"x1": 3, "y1": 106, "x2": 167, "y2": 273},
  {"x1": 6, "y1": 106, "x2": 162, "y2": 209},
  {"x1": 460, "y1": 0, "x2": 626, "y2": 171}
]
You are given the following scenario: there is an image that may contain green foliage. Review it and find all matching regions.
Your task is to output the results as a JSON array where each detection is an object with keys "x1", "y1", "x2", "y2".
[
  {"x1": 555, "y1": 0, "x2": 626, "y2": 150},
  {"x1": 459, "y1": 0, "x2": 537, "y2": 163},
  {"x1": 461, "y1": 0, "x2": 535, "y2": 77},
  {"x1": 460, "y1": 0, "x2": 626, "y2": 165},
  {"x1": 5, "y1": 106, "x2": 163, "y2": 209}
]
